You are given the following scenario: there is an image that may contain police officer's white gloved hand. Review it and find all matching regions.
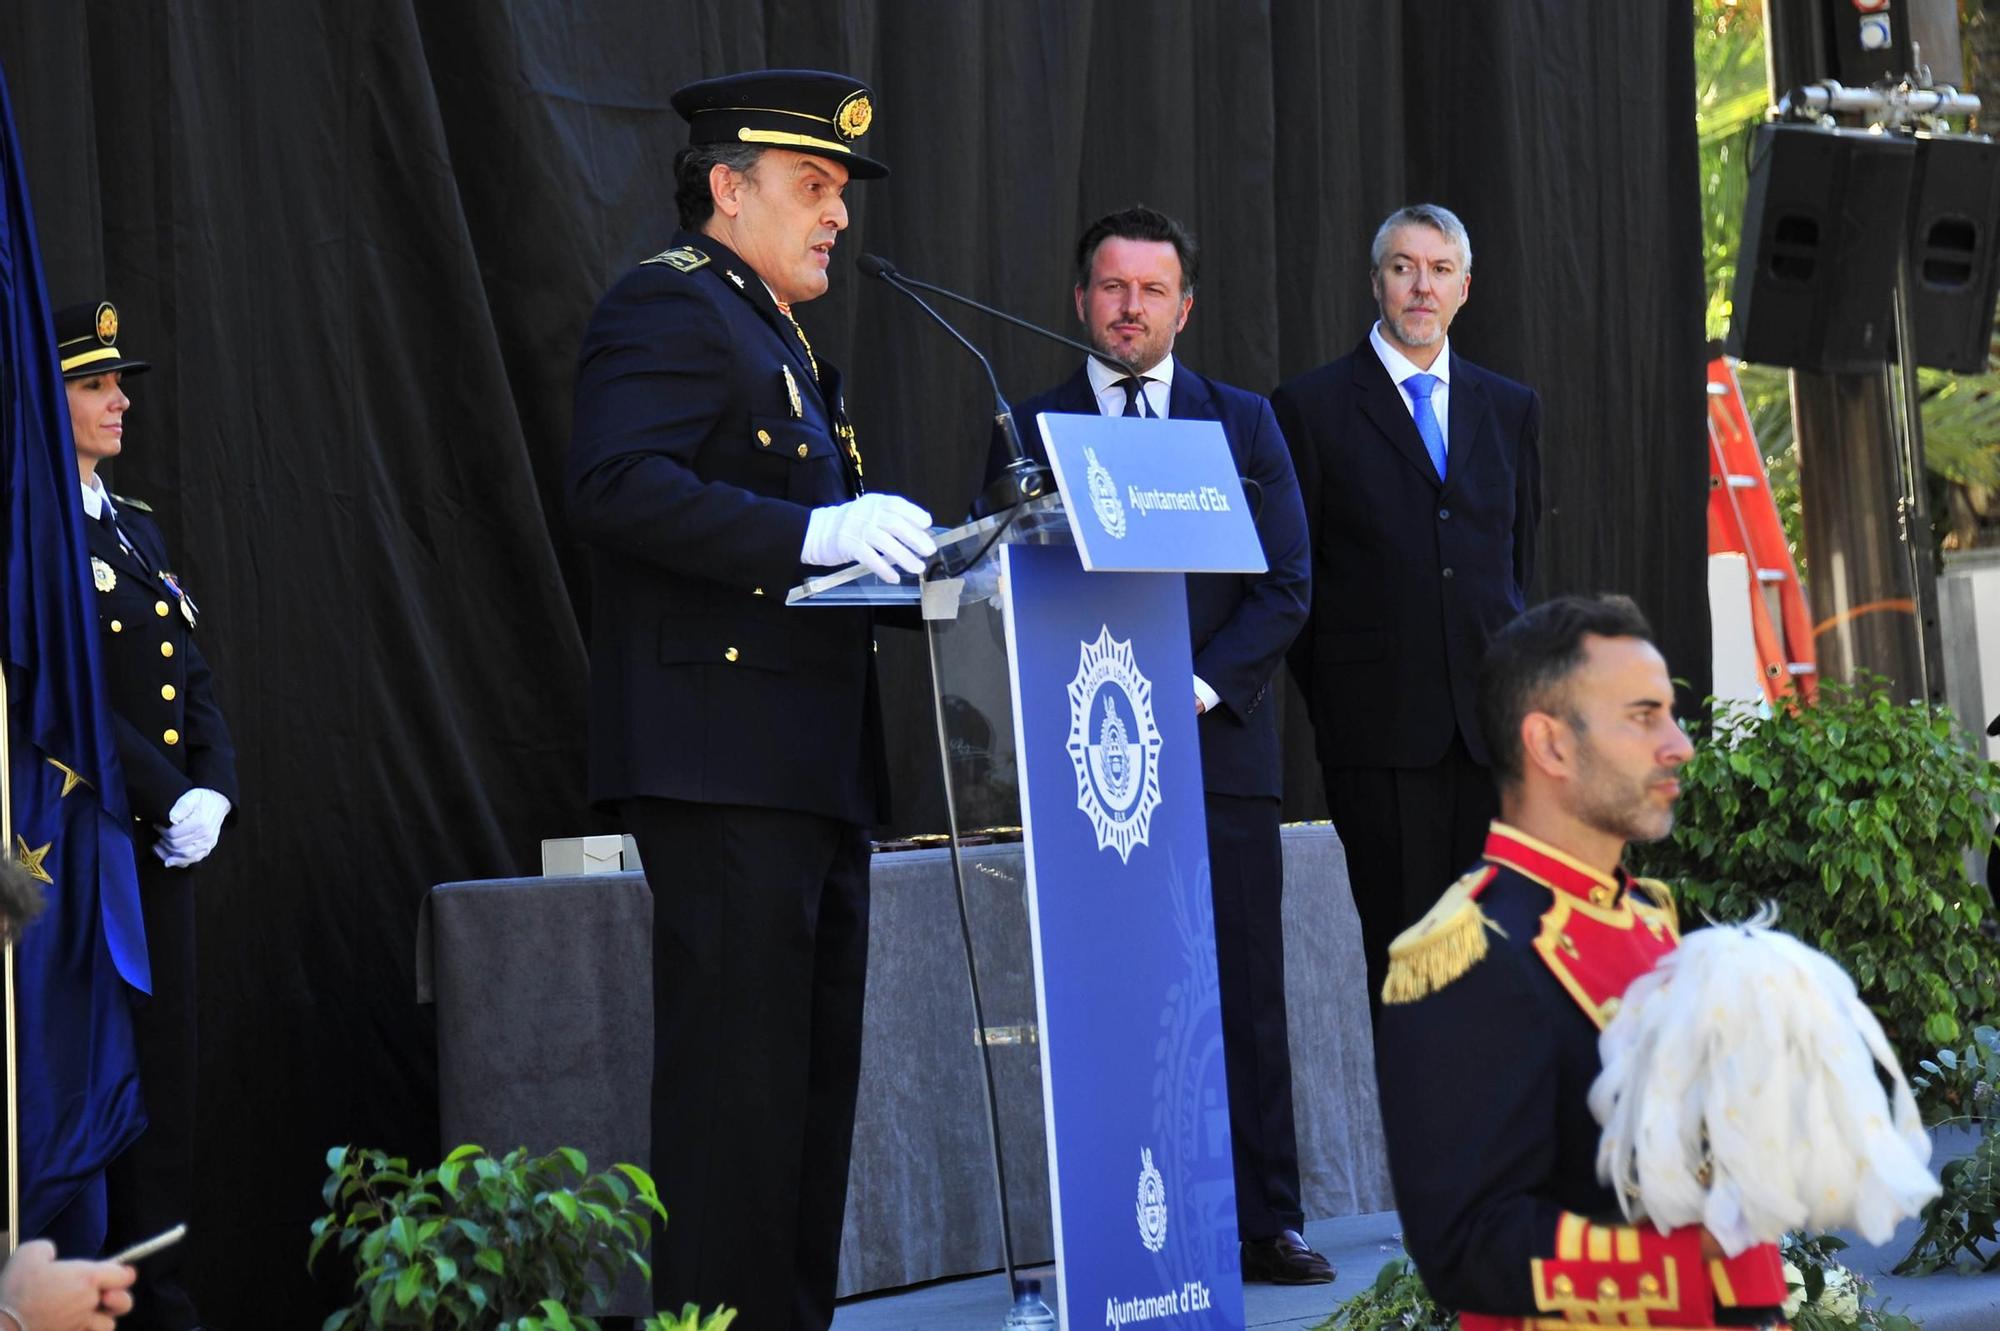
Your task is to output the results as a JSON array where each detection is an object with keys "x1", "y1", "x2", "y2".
[
  {"x1": 800, "y1": 493, "x2": 938, "y2": 584},
  {"x1": 153, "y1": 787, "x2": 231, "y2": 868}
]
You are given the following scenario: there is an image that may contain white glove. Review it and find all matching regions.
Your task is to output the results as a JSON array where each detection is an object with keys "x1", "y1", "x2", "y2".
[
  {"x1": 154, "y1": 787, "x2": 231, "y2": 868},
  {"x1": 800, "y1": 493, "x2": 938, "y2": 584}
]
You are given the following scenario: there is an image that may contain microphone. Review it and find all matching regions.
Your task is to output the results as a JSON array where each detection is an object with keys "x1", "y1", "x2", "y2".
[{"x1": 858, "y1": 255, "x2": 1052, "y2": 516}]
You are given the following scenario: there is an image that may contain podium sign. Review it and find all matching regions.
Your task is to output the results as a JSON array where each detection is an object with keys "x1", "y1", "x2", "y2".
[
  {"x1": 1001, "y1": 543, "x2": 1245, "y2": 1331},
  {"x1": 1037, "y1": 414, "x2": 1267, "y2": 575}
]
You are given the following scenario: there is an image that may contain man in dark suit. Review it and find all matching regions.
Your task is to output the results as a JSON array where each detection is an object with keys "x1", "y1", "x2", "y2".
[
  {"x1": 61, "y1": 299, "x2": 238, "y2": 1331},
  {"x1": 566, "y1": 71, "x2": 935, "y2": 1331},
  {"x1": 1272, "y1": 203, "x2": 1542, "y2": 1013},
  {"x1": 985, "y1": 205, "x2": 1322, "y2": 1283}
]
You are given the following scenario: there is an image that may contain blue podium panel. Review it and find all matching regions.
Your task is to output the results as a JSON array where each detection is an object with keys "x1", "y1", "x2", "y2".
[
  {"x1": 1000, "y1": 544, "x2": 1245, "y2": 1331},
  {"x1": 1037, "y1": 414, "x2": 1267, "y2": 575}
]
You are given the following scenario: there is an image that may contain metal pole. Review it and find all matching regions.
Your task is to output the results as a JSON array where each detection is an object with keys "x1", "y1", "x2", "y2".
[
  {"x1": 1762, "y1": 0, "x2": 1944, "y2": 703},
  {"x1": 1889, "y1": 247, "x2": 1946, "y2": 702},
  {"x1": 923, "y1": 615, "x2": 1022, "y2": 1305}
]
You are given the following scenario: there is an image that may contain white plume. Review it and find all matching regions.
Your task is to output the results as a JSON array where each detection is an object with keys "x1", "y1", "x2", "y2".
[{"x1": 1588, "y1": 914, "x2": 1939, "y2": 1254}]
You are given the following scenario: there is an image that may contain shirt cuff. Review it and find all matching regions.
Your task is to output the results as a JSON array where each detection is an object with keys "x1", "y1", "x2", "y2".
[{"x1": 1192, "y1": 675, "x2": 1221, "y2": 714}]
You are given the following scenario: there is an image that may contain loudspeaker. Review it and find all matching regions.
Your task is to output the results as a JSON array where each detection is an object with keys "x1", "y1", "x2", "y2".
[
  {"x1": 1727, "y1": 124, "x2": 1916, "y2": 372},
  {"x1": 1907, "y1": 133, "x2": 2000, "y2": 373}
]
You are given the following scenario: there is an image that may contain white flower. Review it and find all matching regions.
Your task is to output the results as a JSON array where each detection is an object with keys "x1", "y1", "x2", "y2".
[
  {"x1": 1819, "y1": 1265, "x2": 1862, "y2": 1320},
  {"x1": 1780, "y1": 1260, "x2": 1806, "y2": 1318}
]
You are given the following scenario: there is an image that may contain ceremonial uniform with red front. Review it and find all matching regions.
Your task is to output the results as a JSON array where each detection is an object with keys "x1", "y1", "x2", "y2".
[{"x1": 1375, "y1": 823, "x2": 1790, "y2": 1328}]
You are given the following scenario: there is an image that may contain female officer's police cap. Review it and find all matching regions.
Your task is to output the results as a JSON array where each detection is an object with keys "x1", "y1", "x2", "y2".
[{"x1": 56, "y1": 301, "x2": 152, "y2": 379}]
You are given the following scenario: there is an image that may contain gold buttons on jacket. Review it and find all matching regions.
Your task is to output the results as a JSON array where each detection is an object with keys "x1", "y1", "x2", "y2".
[
  {"x1": 154, "y1": 600, "x2": 170, "y2": 617},
  {"x1": 724, "y1": 647, "x2": 739, "y2": 662},
  {"x1": 796, "y1": 443, "x2": 809, "y2": 458},
  {"x1": 757, "y1": 429, "x2": 772, "y2": 447},
  {"x1": 160, "y1": 642, "x2": 175, "y2": 658},
  {"x1": 161, "y1": 685, "x2": 177, "y2": 701},
  {"x1": 163, "y1": 728, "x2": 180, "y2": 746},
  {"x1": 110, "y1": 620, "x2": 123, "y2": 633}
]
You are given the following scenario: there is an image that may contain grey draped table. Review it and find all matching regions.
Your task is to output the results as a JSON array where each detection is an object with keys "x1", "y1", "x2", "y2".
[{"x1": 414, "y1": 823, "x2": 1389, "y2": 1307}]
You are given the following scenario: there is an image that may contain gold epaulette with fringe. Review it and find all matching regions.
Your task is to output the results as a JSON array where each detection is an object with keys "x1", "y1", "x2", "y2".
[
  {"x1": 110, "y1": 492, "x2": 153, "y2": 513},
  {"x1": 1629, "y1": 875, "x2": 1680, "y2": 939},
  {"x1": 1382, "y1": 865, "x2": 1501, "y2": 1005}
]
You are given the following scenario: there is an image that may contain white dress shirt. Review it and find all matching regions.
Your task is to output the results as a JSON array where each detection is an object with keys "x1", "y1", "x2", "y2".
[
  {"x1": 1085, "y1": 351, "x2": 1175, "y2": 420},
  {"x1": 80, "y1": 471, "x2": 113, "y2": 520},
  {"x1": 1369, "y1": 322, "x2": 1453, "y2": 458}
]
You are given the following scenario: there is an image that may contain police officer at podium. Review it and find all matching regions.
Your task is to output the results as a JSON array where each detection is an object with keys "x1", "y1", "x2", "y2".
[
  {"x1": 61, "y1": 299, "x2": 238, "y2": 1331},
  {"x1": 567, "y1": 69, "x2": 935, "y2": 1330}
]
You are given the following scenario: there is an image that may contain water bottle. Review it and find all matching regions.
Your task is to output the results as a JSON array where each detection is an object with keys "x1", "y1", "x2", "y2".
[{"x1": 1001, "y1": 1276, "x2": 1057, "y2": 1330}]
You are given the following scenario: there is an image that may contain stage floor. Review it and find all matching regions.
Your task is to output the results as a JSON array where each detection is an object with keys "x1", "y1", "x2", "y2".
[
  {"x1": 830, "y1": 1199, "x2": 2000, "y2": 1331},
  {"x1": 831, "y1": 1210, "x2": 1404, "y2": 1331}
]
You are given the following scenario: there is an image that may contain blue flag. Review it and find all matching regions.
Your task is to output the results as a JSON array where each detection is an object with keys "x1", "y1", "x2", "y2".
[{"x1": 0, "y1": 58, "x2": 149, "y2": 1246}]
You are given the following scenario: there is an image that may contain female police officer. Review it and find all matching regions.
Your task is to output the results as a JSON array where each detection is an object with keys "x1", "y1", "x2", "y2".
[{"x1": 60, "y1": 299, "x2": 236, "y2": 1331}]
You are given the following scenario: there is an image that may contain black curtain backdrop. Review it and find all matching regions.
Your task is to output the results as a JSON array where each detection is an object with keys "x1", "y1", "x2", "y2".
[{"x1": 1, "y1": 2, "x2": 1705, "y2": 1321}]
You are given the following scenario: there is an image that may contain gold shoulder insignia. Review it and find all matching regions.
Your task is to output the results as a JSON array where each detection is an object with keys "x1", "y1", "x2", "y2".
[
  {"x1": 1382, "y1": 865, "x2": 1502, "y2": 1006},
  {"x1": 110, "y1": 492, "x2": 153, "y2": 513},
  {"x1": 641, "y1": 245, "x2": 710, "y2": 273},
  {"x1": 1630, "y1": 876, "x2": 1680, "y2": 938}
]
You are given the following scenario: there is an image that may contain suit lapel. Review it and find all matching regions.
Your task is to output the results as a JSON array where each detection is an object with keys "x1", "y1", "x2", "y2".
[
  {"x1": 1167, "y1": 366, "x2": 1217, "y2": 423},
  {"x1": 1049, "y1": 366, "x2": 1098, "y2": 415},
  {"x1": 1353, "y1": 342, "x2": 1444, "y2": 489},
  {"x1": 1443, "y1": 353, "x2": 1495, "y2": 498},
  {"x1": 88, "y1": 510, "x2": 153, "y2": 581}
]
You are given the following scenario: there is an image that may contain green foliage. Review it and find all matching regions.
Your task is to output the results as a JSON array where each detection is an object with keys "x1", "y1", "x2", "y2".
[
  {"x1": 1311, "y1": 1256, "x2": 1453, "y2": 1331},
  {"x1": 1896, "y1": 1120, "x2": 2000, "y2": 1275},
  {"x1": 1629, "y1": 679, "x2": 2000, "y2": 1086},
  {"x1": 1785, "y1": 1233, "x2": 1923, "y2": 1328},
  {"x1": 1912, "y1": 1026, "x2": 2000, "y2": 1126},
  {"x1": 309, "y1": 1144, "x2": 733, "y2": 1331},
  {"x1": 1695, "y1": 0, "x2": 1772, "y2": 342},
  {"x1": 641, "y1": 1309, "x2": 738, "y2": 1331}
]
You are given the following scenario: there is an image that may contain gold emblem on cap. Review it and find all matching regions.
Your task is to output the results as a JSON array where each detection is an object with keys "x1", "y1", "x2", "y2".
[
  {"x1": 95, "y1": 302, "x2": 118, "y2": 344},
  {"x1": 834, "y1": 91, "x2": 872, "y2": 141},
  {"x1": 91, "y1": 557, "x2": 116, "y2": 592}
]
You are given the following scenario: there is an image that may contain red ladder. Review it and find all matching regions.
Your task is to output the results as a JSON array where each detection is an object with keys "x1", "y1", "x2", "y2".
[{"x1": 1706, "y1": 356, "x2": 1817, "y2": 705}]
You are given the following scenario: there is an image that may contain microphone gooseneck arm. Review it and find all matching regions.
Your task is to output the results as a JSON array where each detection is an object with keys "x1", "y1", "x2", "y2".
[
  {"x1": 887, "y1": 267, "x2": 1127, "y2": 376},
  {"x1": 859, "y1": 256, "x2": 1053, "y2": 515}
]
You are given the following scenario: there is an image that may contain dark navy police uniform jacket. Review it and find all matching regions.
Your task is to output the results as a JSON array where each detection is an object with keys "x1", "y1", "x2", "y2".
[
  {"x1": 568, "y1": 231, "x2": 886, "y2": 827},
  {"x1": 87, "y1": 499, "x2": 237, "y2": 827}
]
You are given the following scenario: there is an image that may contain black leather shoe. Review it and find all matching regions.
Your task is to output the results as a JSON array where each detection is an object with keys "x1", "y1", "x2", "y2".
[{"x1": 1241, "y1": 1229, "x2": 1335, "y2": 1284}]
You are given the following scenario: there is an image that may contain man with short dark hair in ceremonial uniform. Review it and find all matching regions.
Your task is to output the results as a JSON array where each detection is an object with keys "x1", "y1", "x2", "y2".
[
  {"x1": 59, "y1": 300, "x2": 237, "y2": 1331},
  {"x1": 1374, "y1": 596, "x2": 1789, "y2": 1329},
  {"x1": 567, "y1": 70, "x2": 935, "y2": 1331}
]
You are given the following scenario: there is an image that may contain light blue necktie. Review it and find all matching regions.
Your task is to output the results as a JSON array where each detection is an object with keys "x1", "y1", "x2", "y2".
[{"x1": 1404, "y1": 372, "x2": 1447, "y2": 480}]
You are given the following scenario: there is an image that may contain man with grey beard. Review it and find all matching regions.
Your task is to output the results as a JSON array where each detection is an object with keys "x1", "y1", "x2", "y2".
[{"x1": 1272, "y1": 203, "x2": 1542, "y2": 1015}]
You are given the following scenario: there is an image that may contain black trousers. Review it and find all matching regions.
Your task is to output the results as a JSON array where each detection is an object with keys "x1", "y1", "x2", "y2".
[
  {"x1": 1206, "y1": 792, "x2": 1304, "y2": 1241},
  {"x1": 102, "y1": 854, "x2": 201, "y2": 1331},
  {"x1": 625, "y1": 798, "x2": 871, "y2": 1331},
  {"x1": 1322, "y1": 730, "x2": 1497, "y2": 1018}
]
